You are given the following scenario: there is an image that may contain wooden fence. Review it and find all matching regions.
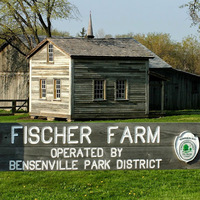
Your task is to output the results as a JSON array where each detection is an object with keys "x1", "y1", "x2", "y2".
[{"x1": 0, "y1": 99, "x2": 29, "y2": 114}]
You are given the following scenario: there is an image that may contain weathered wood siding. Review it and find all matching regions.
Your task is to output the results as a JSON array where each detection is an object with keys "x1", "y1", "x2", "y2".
[
  {"x1": 30, "y1": 43, "x2": 71, "y2": 118},
  {"x1": 72, "y1": 59, "x2": 149, "y2": 119},
  {"x1": 150, "y1": 68, "x2": 200, "y2": 110},
  {"x1": 0, "y1": 73, "x2": 29, "y2": 99},
  {"x1": 0, "y1": 44, "x2": 28, "y2": 72},
  {"x1": 0, "y1": 45, "x2": 29, "y2": 106}
]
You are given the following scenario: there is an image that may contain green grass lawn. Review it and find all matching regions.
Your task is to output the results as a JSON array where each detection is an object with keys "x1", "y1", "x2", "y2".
[
  {"x1": 1, "y1": 111, "x2": 200, "y2": 199},
  {"x1": 1, "y1": 110, "x2": 200, "y2": 122},
  {"x1": 1, "y1": 170, "x2": 200, "y2": 200}
]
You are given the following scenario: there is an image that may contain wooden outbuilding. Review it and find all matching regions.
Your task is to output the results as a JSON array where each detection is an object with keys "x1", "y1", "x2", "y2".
[
  {"x1": 0, "y1": 42, "x2": 29, "y2": 101},
  {"x1": 150, "y1": 67, "x2": 200, "y2": 110},
  {"x1": 0, "y1": 36, "x2": 45, "y2": 110},
  {"x1": 136, "y1": 41, "x2": 200, "y2": 112},
  {"x1": 27, "y1": 37, "x2": 154, "y2": 121}
]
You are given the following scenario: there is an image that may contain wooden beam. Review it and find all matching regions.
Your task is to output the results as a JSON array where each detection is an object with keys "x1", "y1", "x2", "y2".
[{"x1": 161, "y1": 81, "x2": 165, "y2": 114}]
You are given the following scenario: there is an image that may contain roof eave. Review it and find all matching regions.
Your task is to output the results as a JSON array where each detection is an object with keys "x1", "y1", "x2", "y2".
[
  {"x1": 149, "y1": 71, "x2": 169, "y2": 81},
  {"x1": 71, "y1": 55, "x2": 154, "y2": 60},
  {"x1": 26, "y1": 38, "x2": 49, "y2": 59},
  {"x1": 0, "y1": 42, "x2": 9, "y2": 52},
  {"x1": 171, "y1": 68, "x2": 200, "y2": 78}
]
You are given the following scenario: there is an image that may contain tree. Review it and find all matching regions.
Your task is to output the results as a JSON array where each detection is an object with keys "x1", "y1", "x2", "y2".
[
  {"x1": 34, "y1": 26, "x2": 71, "y2": 37},
  {"x1": 178, "y1": 35, "x2": 200, "y2": 74},
  {"x1": 133, "y1": 33, "x2": 180, "y2": 67},
  {"x1": 115, "y1": 32, "x2": 135, "y2": 38},
  {"x1": 77, "y1": 27, "x2": 87, "y2": 38},
  {"x1": 0, "y1": 0, "x2": 78, "y2": 55},
  {"x1": 95, "y1": 29, "x2": 106, "y2": 38},
  {"x1": 129, "y1": 32, "x2": 200, "y2": 75},
  {"x1": 95, "y1": 29, "x2": 113, "y2": 38},
  {"x1": 181, "y1": 0, "x2": 200, "y2": 31}
]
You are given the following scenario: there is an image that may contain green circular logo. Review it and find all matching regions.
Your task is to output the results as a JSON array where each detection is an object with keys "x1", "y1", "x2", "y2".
[{"x1": 179, "y1": 141, "x2": 196, "y2": 162}]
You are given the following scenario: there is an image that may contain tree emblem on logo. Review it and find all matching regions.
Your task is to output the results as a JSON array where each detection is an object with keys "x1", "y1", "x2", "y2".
[
  {"x1": 183, "y1": 144, "x2": 190, "y2": 151},
  {"x1": 174, "y1": 131, "x2": 199, "y2": 163}
]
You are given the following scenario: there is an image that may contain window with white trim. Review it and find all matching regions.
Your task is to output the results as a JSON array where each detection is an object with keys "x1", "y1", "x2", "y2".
[
  {"x1": 116, "y1": 80, "x2": 127, "y2": 100},
  {"x1": 40, "y1": 79, "x2": 46, "y2": 98},
  {"x1": 48, "y1": 43, "x2": 54, "y2": 62},
  {"x1": 94, "y1": 80, "x2": 106, "y2": 100},
  {"x1": 54, "y1": 79, "x2": 61, "y2": 99}
]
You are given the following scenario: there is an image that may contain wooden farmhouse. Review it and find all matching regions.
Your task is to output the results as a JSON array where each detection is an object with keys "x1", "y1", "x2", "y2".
[
  {"x1": 1, "y1": 13, "x2": 200, "y2": 118},
  {"x1": 27, "y1": 37, "x2": 154, "y2": 121},
  {"x1": 27, "y1": 36, "x2": 200, "y2": 121}
]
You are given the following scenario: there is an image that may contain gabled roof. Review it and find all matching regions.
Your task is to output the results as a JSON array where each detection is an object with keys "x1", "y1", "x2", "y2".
[
  {"x1": 149, "y1": 53, "x2": 172, "y2": 69},
  {"x1": 27, "y1": 37, "x2": 154, "y2": 59}
]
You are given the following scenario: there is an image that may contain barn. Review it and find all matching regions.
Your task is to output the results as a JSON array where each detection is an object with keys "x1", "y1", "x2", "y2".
[
  {"x1": 150, "y1": 67, "x2": 200, "y2": 111},
  {"x1": 136, "y1": 40, "x2": 200, "y2": 112},
  {"x1": 27, "y1": 37, "x2": 154, "y2": 121},
  {"x1": 0, "y1": 41, "x2": 29, "y2": 101},
  {"x1": 0, "y1": 36, "x2": 45, "y2": 111}
]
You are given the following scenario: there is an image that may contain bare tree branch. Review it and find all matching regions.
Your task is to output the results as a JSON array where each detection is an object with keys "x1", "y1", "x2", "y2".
[{"x1": 0, "y1": 0, "x2": 79, "y2": 55}]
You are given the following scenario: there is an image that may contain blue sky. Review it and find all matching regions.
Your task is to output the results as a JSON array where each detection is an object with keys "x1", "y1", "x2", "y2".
[{"x1": 52, "y1": 0, "x2": 199, "y2": 41}]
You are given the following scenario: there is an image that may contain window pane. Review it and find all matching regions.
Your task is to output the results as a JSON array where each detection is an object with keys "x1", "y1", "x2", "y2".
[
  {"x1": 54, "y1": 79, "x2": 61, "y2": 99},
  {"x1": 48, "y1": 44, "x2": 53, "y2": 62},
  {"x1": 40, "y1": 80, "x2": 46, "y2": 98},
  {"x1": 116, "y1": 80, "x2": 126, "y2": 99},
  {"x1": 94, "y1": 80, "x2": 104, "y2": 100}
]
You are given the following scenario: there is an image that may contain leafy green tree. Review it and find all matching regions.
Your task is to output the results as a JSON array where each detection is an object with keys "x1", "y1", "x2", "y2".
[
  {"x1": 177, "y1": 35, "x2": 200, "y2": 74},
  {"x1": 129, "y1": 32, "x2": 200, "y2": 75},
  {"x1": 133, "y1": 33, "x2": 179, "y2": 67},
  {"x1": 0, "y1": 0, "x2": 78, "y2": 55},
  {"x1": 34, "y1": 26, "x2": 71, "y2": 37}
]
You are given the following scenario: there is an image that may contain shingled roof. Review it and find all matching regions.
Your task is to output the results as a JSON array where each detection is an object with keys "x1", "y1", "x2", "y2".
[{"x1": 27, "y1": 37, "x2": 154, "y2": 59}]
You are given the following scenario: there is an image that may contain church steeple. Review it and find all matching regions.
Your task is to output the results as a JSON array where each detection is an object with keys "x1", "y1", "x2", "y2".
[{"x1": 87, "y1": 11, "x2": 94, "y2": 39}]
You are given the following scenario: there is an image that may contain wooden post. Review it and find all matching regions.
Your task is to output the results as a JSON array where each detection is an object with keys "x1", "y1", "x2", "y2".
[
  {"x1": 145, "y1": 63, "x2": 149, "y2": 115},
  {"x1": 27, "y1": 98, "x2": 29, "y2": 112},
  {"x1": 12, "y1": 100, "x2": 16, "y2": 114},
  {"x1": 161, "y1": 81, "x2": 164, "y2": 114}
]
